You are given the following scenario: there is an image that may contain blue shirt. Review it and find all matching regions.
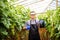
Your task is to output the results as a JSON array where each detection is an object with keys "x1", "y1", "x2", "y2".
[{"x1": 25, "y1": 19, "x2": 39, "y2": 30}]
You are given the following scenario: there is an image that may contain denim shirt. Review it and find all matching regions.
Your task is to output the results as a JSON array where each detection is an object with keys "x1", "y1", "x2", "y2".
[{"x1": 25, "y1": 19, "x2": 39, "y2": 27}]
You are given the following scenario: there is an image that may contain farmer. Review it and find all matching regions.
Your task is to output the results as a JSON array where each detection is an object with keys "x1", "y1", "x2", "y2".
[{"x1": 23, "y1": 11, "x2": 40, "y2": 40}]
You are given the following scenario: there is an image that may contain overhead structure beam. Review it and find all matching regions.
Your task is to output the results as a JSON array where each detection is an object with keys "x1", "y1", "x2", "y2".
[
  {"x1": 26, "y1": 0, "x2": 53, "y2": 13},
  {"x1": 12, "y1": 0, "x2": 44, "y2": 6},
  {"x1": 11, "y1": 0, "x2": 27, "y2": 5},
  {"x1": 42, "y1": 0, "x2": 53, "y2": 12},
  {"x1": 22, "y1": 1, "x2": 43, "y2": 6},
  {"x1": 13, "y1": 0, "x2": 53, "y2": 13},
  {"x1": 56, "y1": 0, "x2": 58, "y2": 8}
]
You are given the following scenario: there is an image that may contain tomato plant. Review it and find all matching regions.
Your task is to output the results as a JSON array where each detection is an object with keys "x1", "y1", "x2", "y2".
[
  {"x1": 0, "y1": 0, "x2": 30, "y2": 40},
  {"x1": 38, "y1": 7, "x2": 60, "y2": 40}
]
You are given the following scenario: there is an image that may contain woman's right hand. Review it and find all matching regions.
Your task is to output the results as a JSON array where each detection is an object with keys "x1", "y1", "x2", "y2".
[{"x1": 23, "y1": 27, "x2": 26, "y2": 30}]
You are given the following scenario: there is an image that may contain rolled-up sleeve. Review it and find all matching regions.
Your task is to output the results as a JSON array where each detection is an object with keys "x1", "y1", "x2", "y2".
[
  {"x1": 25, "y1": 20, "x2": 30, "y2": 27},
  {"x1": 36, "y1": 19, "x2": 39, "y2": 24}
]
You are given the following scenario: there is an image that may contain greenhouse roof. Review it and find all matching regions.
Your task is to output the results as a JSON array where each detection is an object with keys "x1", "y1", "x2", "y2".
[{"x1": 13, "y1": 0, "x2": 59, "y2": 13}]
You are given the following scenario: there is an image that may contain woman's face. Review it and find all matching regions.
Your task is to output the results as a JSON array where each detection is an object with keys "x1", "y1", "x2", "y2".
[{"x1": 30, "y1": 14, "x2": 36, "y2": 19}]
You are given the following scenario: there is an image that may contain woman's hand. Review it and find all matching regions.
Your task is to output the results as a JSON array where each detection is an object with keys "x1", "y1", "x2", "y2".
[{"x1": 23, "y1": 27, "x2": 26, "y2": 30}]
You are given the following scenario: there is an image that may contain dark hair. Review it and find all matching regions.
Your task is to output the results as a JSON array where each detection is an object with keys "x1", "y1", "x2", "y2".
[{"x1": 30, "y1": 11, "x2": 35, "y2": 13}]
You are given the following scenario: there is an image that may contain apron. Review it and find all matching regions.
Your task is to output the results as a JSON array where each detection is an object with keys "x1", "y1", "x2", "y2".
[{"x1": 28, "y1": 20, "x2": 40, "y2": 40}]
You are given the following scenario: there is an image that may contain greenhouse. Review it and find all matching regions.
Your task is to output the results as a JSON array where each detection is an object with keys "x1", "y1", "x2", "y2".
[{"x1": 0, "y1": 0, "x2": 60, "y2": 40}]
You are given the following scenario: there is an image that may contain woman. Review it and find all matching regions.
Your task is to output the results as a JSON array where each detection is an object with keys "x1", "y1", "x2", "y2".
[{"x1": 23, "y1": 11, "x2": 40, "y2": 40}]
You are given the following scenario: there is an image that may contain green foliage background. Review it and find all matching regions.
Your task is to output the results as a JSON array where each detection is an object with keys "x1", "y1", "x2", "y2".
[
  {"x1": 0, "y1": 0, "x2": 30, "y2": 40},
  {"x1": 0, "y1": 0, "x2": 60, "y2": 40},
  {"x1": 38, "y1": 7, "x2": 60, "y2": 40}
]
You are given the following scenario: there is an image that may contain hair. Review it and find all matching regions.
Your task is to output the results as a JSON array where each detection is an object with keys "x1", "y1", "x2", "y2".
[{"x1": 30, "y1": 11, "x2": 35, "y2": 13}]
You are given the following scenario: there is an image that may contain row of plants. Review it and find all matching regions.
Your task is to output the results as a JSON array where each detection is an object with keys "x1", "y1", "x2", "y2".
[
  {"x1": 38, "y1": 7, "x2": 60, "y2": 40},
  {"x1": 0, "y1": 0, "x2": 60, "y2": 40},
  {"x1": 0, "y1": 0, "x2": 30, "y2": 40}
]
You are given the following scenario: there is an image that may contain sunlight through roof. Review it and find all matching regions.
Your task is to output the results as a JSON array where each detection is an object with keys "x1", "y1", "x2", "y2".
[{"x1": 13, "y1": 0, "x2": 53, "y2": 13}]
